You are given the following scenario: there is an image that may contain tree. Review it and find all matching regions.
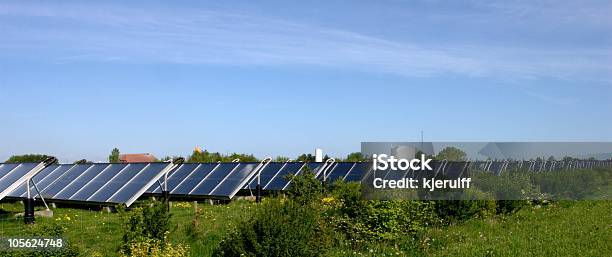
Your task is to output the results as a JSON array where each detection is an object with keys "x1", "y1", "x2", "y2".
[
  {"x1": 296, "y1": 154, "x2": 315, "y2": 162},
  {"x1": 187, "y1": 149, "x2": 258, "y2": 163},
  {"x1": 225, "y1": 153, "x2": 259, "y2": 162},
  {"x1": 344, "y1": 152, "x2": 365, "y2": 162},
  {"x1": 188, "y1": 150, "x2": 220, "y2": 162},
  {"x1": 435, "y1": 147, "x2": 467, "y2": 161},
  {"x1": 5, "y1": 154, "x2": 54, "y2": 163},
  {"x1": 274, "y1": 156, "x2": 290, "y2": 162},
  {"x1": 109, "y1": 148, "x2": 120, "y2": 163}
]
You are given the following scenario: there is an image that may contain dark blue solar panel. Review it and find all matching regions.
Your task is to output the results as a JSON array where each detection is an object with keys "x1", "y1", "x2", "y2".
[
  {"x1": 324, "y1": 163, "x2": 355, "y2": 182},
  {"x1": 171, "y1": 163, "x2": 218, "y2": 195},
  {"x1": 307, "y1": 162, "x2": 326, "y2": 177},
  {"x1": 0, "y1": 163, "x2": 38, "y2": 193},
  {"x1": 344, "y1": 162, "x2": 370, "y2": 182},
  {"x1": 210, "y1": 163, "x2": 258, "y2": 198},
  {"x1": 9, "y1": 163, "x2": 54, "y2": 197},
  {"x1": 39, "y1": 164, "x2": 93, "y2": 198},
  {"x1": 54, "y1": 164, "x2": 110, "y2": 199},
  {"x1": 107, "y1": 163, "x2": 168, "y2": 203},
  {"x1": 489, "y1": 162, "x2": 504, "y2": 175},
  {"x1": 265, "y1": 162, "x2": 305, "y2": 190},
  {"x1": 86, "y1": 163, "x2": 147, "y2": 202},
  {"x1": 190, "y1": 163, "x2": 239, "y2": 195},
  {"x1": 148, "y1": 163, "x2": 201, "y2": 193},
  {"x1": 70, "y1": 164, "x2": 128, "y2": 200},
  {"x1": 246, "y1": 162, "x2": 284, "y2": 189},
  {"x1": 443, "y1": 162, "x2": 468, "y2": 178},
  {"x1": 30, "y1": 165, "x2": 72, "y2": 194},
  {"x1": 0, "y1": 164, "x2": 20, "y2": 177}
]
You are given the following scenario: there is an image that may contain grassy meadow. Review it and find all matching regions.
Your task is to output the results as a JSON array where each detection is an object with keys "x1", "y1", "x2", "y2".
[{"x1": 0, "y1": 199, "x2": 610, "y2": 256}]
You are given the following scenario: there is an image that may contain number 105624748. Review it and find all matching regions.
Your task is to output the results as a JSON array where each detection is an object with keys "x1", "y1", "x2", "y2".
[{"x1": 2, "y1": 237, "x2": 64, "y2": 250}]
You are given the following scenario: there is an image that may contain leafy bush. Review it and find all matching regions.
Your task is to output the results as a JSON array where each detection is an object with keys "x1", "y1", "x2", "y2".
[
  {"x1": 120, "y1": 237, "x2": 189, "y2": 257},
  {"x1": 214, "y1": 199, "x2": 331, "y2": 257},
  {"x1": 327, "y1": 181, "x2": 439, "y2": 249},
  {"x1": 473, "y1": 171, "x2": 537, "y2": 214},
  {"x1": 214, "y1": 171, "x2": 332, "y2": 257},
  {"x1": 531, "y1": 168, "x2": 610, "y2": 199},
  {"x1": 434, "y1": 188, "x2": 497, "y2": 223},
  {"x1": 121, "y1": 200, "x2": 174, "y2": 255},
  {"x1": 286, "y1": 170, "x2": 323, "y2": 206}
]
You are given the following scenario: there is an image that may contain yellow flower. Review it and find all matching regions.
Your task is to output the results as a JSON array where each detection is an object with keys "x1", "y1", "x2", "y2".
[{"x1": 321, "y1": 197, "x2": 335, "y2": 204}]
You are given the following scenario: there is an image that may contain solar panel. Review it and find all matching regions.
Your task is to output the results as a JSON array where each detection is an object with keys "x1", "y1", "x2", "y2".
[
  {"x1": 54, "y1": 164, "x2": 111, "y2": 199},
  {"x1": 107, "y1": 163, "x2": 173, "y2": 204},
  {"x1": 171, "y1": 163, "x2": 218, "y2": 195},
  {"x1": 265, "y1": 162, "x2": 306, "y2": 190},
  {"x1": 442, "y1": 162, "x2": 468, "y2": 178},
  {"x1": 209, "y1": 163, "x2": 259, "y2": 198},
  {"x1": 9, "y1": 163, "x2": 174, "y2": 206},
  {"x1": 344, "y1": 162, "x2": 371, "y2": 182},
  {"x1": 189, "y1": 163, "x2": 241, "y2": 195},
  {"x1": 322, "y1": 162, "x2": 356, "y2": 182},
  {"x1": 147, "y1": 163, "x2": 201, "y2": 194},
  {"x1": 37, "y1": 164, "x2": 94, "y2": 198},
  {"x1": 244, "y1": 162, "x2": 285, "y2": 190},
  {"x1": 488, "y1": 162, "x2": 504, "y2": 175},
  {"x1": 148, "y1": 162, "x2": 261, "y2": 199},
  {"x1": 70, "y1": 164, "x2": 127, "y2": 200},
  {"x1": 0, "y1": 163, "x2": 45, "y2": 200}
]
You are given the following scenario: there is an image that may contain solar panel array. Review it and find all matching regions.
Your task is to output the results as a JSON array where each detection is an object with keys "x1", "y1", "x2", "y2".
[
  {"x1": 7, "y1": 163, "x2": 173, "y2": 206},
  {"x1": 242, "y1": 162, "x2": 371, "y2": 191},
  {"x1": 3, "y1": 159, "x2": 610, "y2": 206},
  {"x1": 147, "y1": 162, "x2": 261, "y2": 199},
  {"x1": 0, "y1": 163, "x2": 43, "y2": 200}
]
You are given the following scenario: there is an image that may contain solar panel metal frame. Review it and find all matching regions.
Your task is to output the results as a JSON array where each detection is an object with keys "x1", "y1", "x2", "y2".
[
  {"x1": 0, "y1": 162, "x2": 48, "y2": 201},
  {"x1": 263, "y1": 162, "x2": 307, "y2": 190},
  {"x1": 8, "y1": 162, "x2": 178, "y2": 207},
  {"x1": 220, "y1": 162, "x2": 268, "y2": 199},
  {"x1": 144, "y1": 162, "x2": 267, "y2": 200}
]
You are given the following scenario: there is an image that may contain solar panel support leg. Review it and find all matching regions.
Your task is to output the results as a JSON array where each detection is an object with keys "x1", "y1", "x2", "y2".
[
  {"x1": 24, "y1": 198, "x2": 35, "y2": 224},
  {"x1": 162, "y1": 190, "x2": 170, "y2": 212},
  {"x1": 255, "y1": 185, "x2": 261, "y2": 203}
]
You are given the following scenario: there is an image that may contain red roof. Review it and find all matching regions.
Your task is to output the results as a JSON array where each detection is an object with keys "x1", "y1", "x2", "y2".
[{"x1": 119, "y1": 153, "x2": 157, "y2": 163}]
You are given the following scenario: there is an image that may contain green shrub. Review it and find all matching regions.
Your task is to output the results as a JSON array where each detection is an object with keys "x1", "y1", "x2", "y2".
[
  {"x1": 120, "y1": 199, "x2": 173, "y2": 255},
  {"x1": 434, "y1": 189, "x2": 497, "y2": 223},
  {"x1": 327, "y1": 181, "x2": 440, "y2": 249},
  {"x1": 531, "y1": 168, "x2": 611, "y2": 199},
  {"x1": 120, "y1": 237, "x2": 189, "y2": 257},
  {"x1": 473, "y1": 171, "x2": 537, "y2": 214},
  {"x1": 286, "y1": 170, "x2": 323, "y2": 206},
  {"x1": 214, "y1": 199, "x2": 331, "y2": 257}
]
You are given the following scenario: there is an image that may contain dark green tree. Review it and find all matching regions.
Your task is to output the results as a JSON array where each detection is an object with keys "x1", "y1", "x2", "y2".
[
  {"x1": 296, "y1": 154, "x2": 315, "y2": 162},
  {"x1": 344, "y1": 152, "x2": 366, "y2": 162},
  {"x1": 109, "y1": 148, "x2": 120, "y2": 163},
  {"x1": 274, "y1": 156, "x2": 290, "y2": 162},
  {"x1": 5, "y1": 154, "x2": 54, "y2": 163},
  {"x1": 436, "y1": 147, "x2": 467, "y2": 161}
]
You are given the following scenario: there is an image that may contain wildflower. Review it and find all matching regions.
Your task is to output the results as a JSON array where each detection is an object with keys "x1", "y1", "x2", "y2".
[{"x1": 321, "y1": 197, "x2": 335, "y2": 204}]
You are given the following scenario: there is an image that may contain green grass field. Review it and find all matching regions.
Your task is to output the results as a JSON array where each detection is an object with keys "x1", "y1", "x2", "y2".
[{"x1": 1, "y1": 200, "x2": 610, "y2": 256}]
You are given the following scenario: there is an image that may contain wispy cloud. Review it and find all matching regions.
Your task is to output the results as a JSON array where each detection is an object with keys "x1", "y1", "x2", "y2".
[
  {"x1": 522, "y1": 90, "x2": 579, "y2": 105},
  {"x1": 0, "y1": 2, "x2": 610, "y2": 82}
]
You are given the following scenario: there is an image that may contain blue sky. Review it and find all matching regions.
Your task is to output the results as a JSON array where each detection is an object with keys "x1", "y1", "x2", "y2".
[{"x1": 0, "y1": 0, "x2": 611, "y2": 162}]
